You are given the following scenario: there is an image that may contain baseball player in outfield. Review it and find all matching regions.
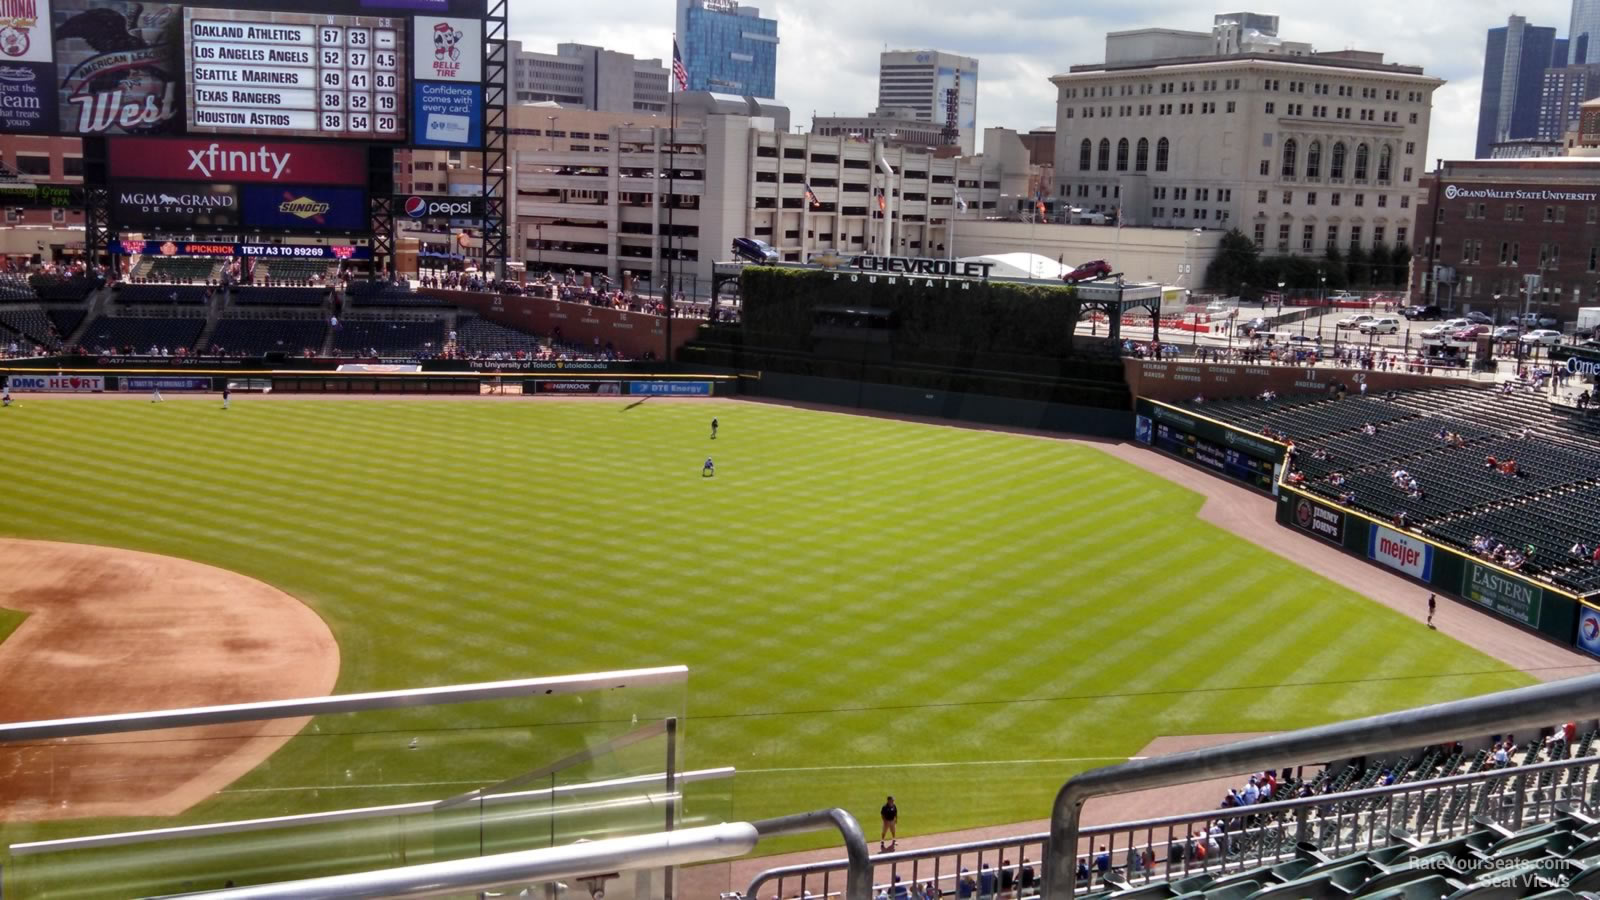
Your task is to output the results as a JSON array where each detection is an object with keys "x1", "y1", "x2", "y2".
[
  {"x1": 221, "y1": 385, "x2": 231, "y2": 410},
  {"x1": 2, "y1": 382, "x2": 11, "y2": 407},
  {"x1": 702, "y1": 457, "x2": 715, "y2": 477},
  {"x1": 151, "y1": 385, "x2": 163, "y2": 403}
]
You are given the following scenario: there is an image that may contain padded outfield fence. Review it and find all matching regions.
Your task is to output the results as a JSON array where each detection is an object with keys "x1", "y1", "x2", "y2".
[{"x1": 0, "y1": 367, "x2": 743, "y2": 397}]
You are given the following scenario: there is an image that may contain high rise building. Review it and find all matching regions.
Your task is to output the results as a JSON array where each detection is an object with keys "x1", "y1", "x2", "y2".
[
  {"x1": 509, "y1": 42, "x2": 670, "y2": 114},
  {"x1": 1538, "y1": 62, "x2": 1600, "y2": 140},
  {"x1": 1052, "y1": 13, "x2": 1439, "y2": 258},
  {"x1": 1476, "y1": 15, "x2": 1564, "y2": 159},
  {"x1": 1572, "y1": 0, "x2": 1600, "y2": 63},
  {"x1": 674, "y1": 0, "x2": 779, "y2": 99},
  {"x1": 876, "y1": 51, "x2": 980, "y2": 154}
]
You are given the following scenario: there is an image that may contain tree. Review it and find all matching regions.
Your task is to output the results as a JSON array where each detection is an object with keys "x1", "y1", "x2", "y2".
[
  {"x1": 1345, "y1": 245, "x2": 1369, "y2": 288},
  {"x1": 1390, "y1": 243, "x2": 1413, "y2": 291},
  {"x1": 1321, "y1": 248, "x2": 1348, "y2": 291},
  {"x1": 1205, "y1": 228, "x2": 1260, "y2": 296},
  {"x1": 1369, "y1": 242, "x2": 1391, "y2": 288}
]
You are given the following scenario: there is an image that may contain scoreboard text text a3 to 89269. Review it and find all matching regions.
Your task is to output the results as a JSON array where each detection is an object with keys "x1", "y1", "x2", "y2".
[{"x1": 184, "y1": 7, "x2": 406, "y2": 141}]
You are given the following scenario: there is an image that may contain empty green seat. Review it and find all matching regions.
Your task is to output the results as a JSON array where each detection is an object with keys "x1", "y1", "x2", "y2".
[
  {"x1": 1355, "y1": 874, "x2": 1459, "y2": 900},
  {"x1": 1172, "y1": 880, "x2": 1259, "y2": 900}
]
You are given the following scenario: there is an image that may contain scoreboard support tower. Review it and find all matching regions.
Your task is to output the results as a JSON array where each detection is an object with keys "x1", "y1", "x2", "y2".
[
  {"x1": 82, "y1": 138, "x2": 110, "y2": 265},
  {"x1": 479, "y1": 0, "x2": 509, "y2": 279}
]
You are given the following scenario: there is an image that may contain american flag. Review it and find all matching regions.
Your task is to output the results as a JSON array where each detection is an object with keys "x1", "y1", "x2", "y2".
[
  {"x1": 803, "y1": 182, "x2": 821, "y2": 209},
  {"x1": 672, "y1": 39, "x2": 689, "y2": 92},
  {"x1": 877, "y1": 191, "x2": 886, "y2": 213},
  {"x1": 954, "y1": 191, "x2": 968, "y2": 213},
  {"x1": 1035, "y1": 190, "x2": 1046, "y2": 218}
]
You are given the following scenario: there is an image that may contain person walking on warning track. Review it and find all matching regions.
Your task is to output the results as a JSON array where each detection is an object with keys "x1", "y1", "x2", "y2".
[
  {"x1": 151, "y1": 385, "x2": 163, "y2": 403},
  {"x1": 221, "y1": 385, "x2": 231, "y2": 411},
  {"x1": 2, "y1": 382, "x2": 11, "y2": 407},
  {"x1": 880, "y1": 795, "x2": 898, "y2": 851},
  {"x1": 710, "y1": 417, "x2": 719, "y2": 439},
  {"x1": 702, "y1": 457, "x2": 714, "y2": 477},
  {"x1": 1427, "y1": 593, "x2": 1437, "y2": 629}
]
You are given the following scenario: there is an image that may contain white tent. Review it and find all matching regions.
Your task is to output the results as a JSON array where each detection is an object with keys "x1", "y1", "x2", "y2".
[{"x1": 956, "y1": 252, "x2": 1071, "y2": 281}]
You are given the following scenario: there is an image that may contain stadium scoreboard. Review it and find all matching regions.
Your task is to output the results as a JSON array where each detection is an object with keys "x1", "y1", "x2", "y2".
[{"x1": 185, "y1": 9, "x2": 406, "y2": 140}]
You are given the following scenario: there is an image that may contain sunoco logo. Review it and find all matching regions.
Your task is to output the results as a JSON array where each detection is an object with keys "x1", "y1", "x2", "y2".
[{"x1": 278, "y1": 195, "x2": 331, "y2": 220}]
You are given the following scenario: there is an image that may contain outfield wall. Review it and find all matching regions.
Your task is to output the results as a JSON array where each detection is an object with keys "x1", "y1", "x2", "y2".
[
  {"x1": 742, "y1": 371, "x2": 1132, "y2": 437},
  {"x1": 1272, "y1": 487, "x2": 1582, "y2": 645},
  {"x1": 433, "y1": 290, "x2": 702, "y2": 360},
  {"x1": 1132, "y1": 397, "x2": 1285, "y2": 494},
  {"x1": 1126, "y1": 359, "x2": 1485, "y2": 404}
]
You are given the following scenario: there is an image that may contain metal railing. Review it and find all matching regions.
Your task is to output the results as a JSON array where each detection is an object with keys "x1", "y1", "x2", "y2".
[{"x1": 1048, "y1": 672, "x2": 1600, "y2": 895}]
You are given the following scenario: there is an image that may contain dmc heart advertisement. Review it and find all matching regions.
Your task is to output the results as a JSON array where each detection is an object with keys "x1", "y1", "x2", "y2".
[{"x1": 52, "y1": 0, "x2": 185, "y2": 135}]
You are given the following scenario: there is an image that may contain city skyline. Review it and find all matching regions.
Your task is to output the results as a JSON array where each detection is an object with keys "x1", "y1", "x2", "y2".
[{"x1": 515, "y1": 0, "x2": 1576, "y2": 165}]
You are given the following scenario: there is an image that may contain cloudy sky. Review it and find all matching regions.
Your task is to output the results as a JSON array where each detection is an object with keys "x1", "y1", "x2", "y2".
[{"x1": 515, "y1": 0, "x2": 1580, "y2": 163}]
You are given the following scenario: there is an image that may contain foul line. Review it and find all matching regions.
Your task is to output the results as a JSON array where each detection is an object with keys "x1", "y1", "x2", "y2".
[{"x1": 741, "y1": 757, "x2": 1142, "y2": 774}]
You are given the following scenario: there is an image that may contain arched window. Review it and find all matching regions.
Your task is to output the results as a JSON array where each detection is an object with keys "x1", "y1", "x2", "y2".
[
  {"x1": 1377, "y1": 144, "x2": 1393, "y2": 182},
  {"x1": 1354, "y1": 143, "x2": 1370, "y2": 181},
  {"x1": 1155, "y1": 137, "x2": 1170, "y2": 172},
  {"x1": 1116, "y1": 138, "x2": 1130, "y2": 171},
  {"x1": 1281, "y1": 138, "x2": 1298, "y2": 177},
  {"x1": 1097, "y1": 138, "x2": 1111, "y2": 171},
  {"x1": 1306, "y1": 141, "x2": 1322, "y2": 179},
  {"x1": 1135, "y1": 137, "x2": 1149, "y2": 172},
  {"x1": 1330, "y1": 142, "x2": 1347, "y2": 180},
  {"x1": 1079, "y1": 139, "x2": 1091, "y2": 171}
]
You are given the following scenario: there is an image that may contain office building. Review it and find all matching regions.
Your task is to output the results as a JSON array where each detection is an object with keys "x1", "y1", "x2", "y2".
[
  {"x1": 1573, "y1": 0, "x2": 1600, "y2": 63},
  {"x1": 1476, "y1": 16, "x2": 1565, "y2": 158},
  {"x1": 675, "y1": 0, "x2": 779, "y2": 99},
  {"x1": 508, "y1": 42, "x2": 670, "y2": 115},
  {"x1": 1538, "y1": 62, "x2": 1600, "y2": 141},
  {"x1": 1052, "y1": 14, "x2": 1439, "y2": 260},
  {"x1": 1411, "y1": 157, "x2": 1600, "y2": 321},
  {"x1": 876, "y1": 51, "x2": 980, "y2": 154},
  {"x1": 811, "y1": 108, "x2": 950, "y2": 150}
]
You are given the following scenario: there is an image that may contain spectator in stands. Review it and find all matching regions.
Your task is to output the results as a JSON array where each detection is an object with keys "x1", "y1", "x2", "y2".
[
  {"x1": 1362, "y1": 423, "x2": 1376, "y2": 435},
  {"x1": 1242, "y1": 776, "x2": 1259, "y2": 805},
  {"x1": 1572, "y1": 541, "x2": 1590, "y2": 558},
  {"x1": 999, "y1": 860, "x2": 1015, "y2": 898},
  {"x1": 892, "y1": 875, "x2": 910, "y2": 899},
  {"x1": 979, "y1": 863, "x2": 997, "y2": 899},
  {"x1": 1019, "y1": 858, "x2": 1037, "y2": 893},
  {"x1": 959, "y1": 869, "x2": 976, "y2": 899},
  {"x1": 1494, "y1": 743, "x2": 1510, "y2": 766},
  {"x1": 1328, "y1": 472, "x2": 1346, "y2": 487},
  {"x1": 1338, "y1": 490, "x2": 1355, "y2": 504},
  {"x1": 1311, "y1": 448, "x2": 1328, "y2": 461},
  {"x1": 1075, "y1": 859, "x2": 1089, "y2": 885},
  {"x1": 1485, "y1": 455, "x2": 1498, "y2": 471}
]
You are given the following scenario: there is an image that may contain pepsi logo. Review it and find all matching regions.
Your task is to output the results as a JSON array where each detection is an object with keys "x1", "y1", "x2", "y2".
[{"x1": 404, "y1": 196, "x2": 428, "y2": 218}]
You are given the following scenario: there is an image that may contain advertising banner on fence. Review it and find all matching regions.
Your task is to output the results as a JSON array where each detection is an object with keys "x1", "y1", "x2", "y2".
[
  {"x1": 123, "y1": 377, "x2": 212, "y2": 391},
  {"x1": 1368, "y1": 524, "x2": 1435, "y2": 581},
  {"x1": 534, "y1": 380, "x2": 622, "y2": 395},
  {"x1": 1144, "y1": 401, "x2": 1282, "y2": 462},
  {"x1": 7, "y1": 373, "x2": 102, "y2": 391},
  {"x1": 107, "y1": 138, "x2": 369, "y2": 185},
  {"x1": 1291, "y1": 495, "x2": 1345, "y2": 545},
  {"x1": 1461, "y1": 561, "x2": 1544, "y2": 628},
  {"x1": 113, "y1": 182, "x2": 240, "y2": 228},
  {"x1": 1578, "y1": 605, "x2": 1600, "y2": 658},
  {"x1": 242, "y1": 185, "x2": 368, "y2": 232},
  {"x1": 109, "y1": 240, "x2": 371, "y2": 259},
  {"x1": 629, "y1": 381, "x2": 712, "y2": 396}
]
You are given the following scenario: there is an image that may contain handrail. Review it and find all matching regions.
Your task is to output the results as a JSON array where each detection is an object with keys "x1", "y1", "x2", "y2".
[
  {"x1": 0, "y1": 667, "x2": 688, "y2": 743},
  {"x1": 9, "y1": 768, "x2": 736, "y2": 856},
  {"x1": 1046, "y1": 672, "x2": 1600, "y2": 896},
  {"x1": 728, "y1": 745, "x2": 1600, "y2": 894},
  {"x1": 746, "y1": 809, "x2": 873, "y2": 900},
  {"x1": 167, "y1": 822, "x2": 761, "y2": 899}
]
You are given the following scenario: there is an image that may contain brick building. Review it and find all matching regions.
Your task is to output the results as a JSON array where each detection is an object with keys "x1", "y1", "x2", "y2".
[{"x1": 1411, "y1": 159, "x2": 1600, "y2": 324}]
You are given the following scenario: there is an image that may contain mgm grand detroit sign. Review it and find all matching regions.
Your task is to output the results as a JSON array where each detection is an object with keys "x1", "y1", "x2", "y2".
[{"x1": 816, "y1": 251, "x2": 997, "y2": 289}]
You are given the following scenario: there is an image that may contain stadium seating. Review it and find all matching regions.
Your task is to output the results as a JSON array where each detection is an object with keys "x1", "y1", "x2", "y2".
[
  {"x1": 47, "y1": 308, "x2": 85, "y2": 342},
  {"x1": 0, "y1": 273, "x2": 37, "y2": 301},
  {"x1": 28, "y1": 274, "x2": 95, "y2": 302},
  {"x1": 256, "y1": 259, "x2": 336, "y2": 283},
  {"x1": 232, "y1": 286, "x2": 330, "y2": 307},
  {"x1": 0, "y1": 306, "x2": 59, "y2": 349},
  {"x1": 454, "y1": 316, "x2": 548, "y2": 355},
  {"x1": 74, "y1": 316, "x2": 206, "y2": 355},
  {"x1": 115, "y1": 284, "x2": 212, "y2": 305},
  {"x1": 1182, "y1": 387, "x2": 1600, "y2": 593},
  {"x1": 331, "y1": 319, "x2": 446, "y2": 357},
  {"x1": 206, "y1": 318, "x2": 328, "y2": 357},
  {"x1": 140, "y1": 257, "x2": 218, "y2": 284},
  {"x1": 345, "y1": 280, "x2": 452, "y2": 308}
]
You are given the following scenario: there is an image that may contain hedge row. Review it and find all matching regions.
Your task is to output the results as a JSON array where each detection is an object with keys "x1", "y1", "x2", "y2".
[{"x1": 738, "y1": 267, "x2": 1082, "y2": 357}]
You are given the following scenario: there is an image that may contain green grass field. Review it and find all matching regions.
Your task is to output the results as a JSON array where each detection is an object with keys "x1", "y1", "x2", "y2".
[{"x1": 0, "y1": 395, "x2": 1533, "y2": 877}]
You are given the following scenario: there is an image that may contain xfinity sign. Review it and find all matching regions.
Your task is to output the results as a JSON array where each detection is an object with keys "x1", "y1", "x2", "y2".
[
  {"x1": 400, "y1": 195, "x2": 483, "y2": 219},
  {"x1": 107, "y1": 138, "x2": 368, "y2": 186}
]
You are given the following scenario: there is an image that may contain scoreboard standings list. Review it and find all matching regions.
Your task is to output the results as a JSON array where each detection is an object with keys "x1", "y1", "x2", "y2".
[{"x1": 184, "y1": 8, "x2": 407, "y2": 141}]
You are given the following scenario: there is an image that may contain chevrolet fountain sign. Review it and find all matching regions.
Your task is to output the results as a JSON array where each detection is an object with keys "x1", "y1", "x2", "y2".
[
  {"x1": 829, "y1": 255, "x2": 997, "y2": 290},
  {"x1": 1444, "y1": 184, "x2": 1599, "y2": 202}
]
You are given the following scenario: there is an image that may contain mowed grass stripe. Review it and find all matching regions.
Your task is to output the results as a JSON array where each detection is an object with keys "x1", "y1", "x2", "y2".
[{"x1": 0, "y1": 396, "x2": 1533, "y2": 857}]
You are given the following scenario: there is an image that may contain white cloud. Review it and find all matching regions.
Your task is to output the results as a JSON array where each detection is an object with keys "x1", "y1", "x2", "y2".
[{"x1": 514, "y1": 0, "x2": 1577, "y2": 163}]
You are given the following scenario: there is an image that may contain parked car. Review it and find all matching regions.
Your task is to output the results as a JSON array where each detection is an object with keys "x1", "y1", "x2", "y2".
[
  {"x1": 1452, "y1": 324, "x2": 1490, "y2": 340},
  {"x1": 1441, "y1": 318, "x2": 1472, "y2": 332},
  {"x1": 1237, "y1": 316, "x2": 1270, "y2": 336},
  {"x1": 1337, "y1": 312, "x2": 1376, "y2": 329},
  {"x1": 1402, "y1": 305, "x2": 1443, "y2": 320},
  {"x1": 731, "y1": 237, "x2": 779, "y2": 264},
  {"x1": 1329, "y1": 291, "x2": 1361, "y2": 304},
  {"x1": 1420, "y1": 323, "x2": 1453, "y2": 338},
  {"x1": 1515, "y1": 313, "x2": 1560, "y2": 328},
  {"x1": 1359, "y1": 317, "x2": 1401, "y2": 335},
  {"x1": 1491, "y1": 325, "x2": 1523, "y2": 340},
  {"x1": 1521, "y1": 329, "x2": 1564, "y2": 347},
  {"x1": 1465, "y1": 311, "x2": 1495, "y2": 325},
  {"x1": 1064, "y1": 259, "x2": 1113, "y2": 283},
  {"x1": 1285, "y1": 334, "x2": 1320, "y2": 347}
]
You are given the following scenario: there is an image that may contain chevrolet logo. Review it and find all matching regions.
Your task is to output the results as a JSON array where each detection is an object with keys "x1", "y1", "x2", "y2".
[{"x1": 810, "y1": 249, "x2": 848, "y2": 270}]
